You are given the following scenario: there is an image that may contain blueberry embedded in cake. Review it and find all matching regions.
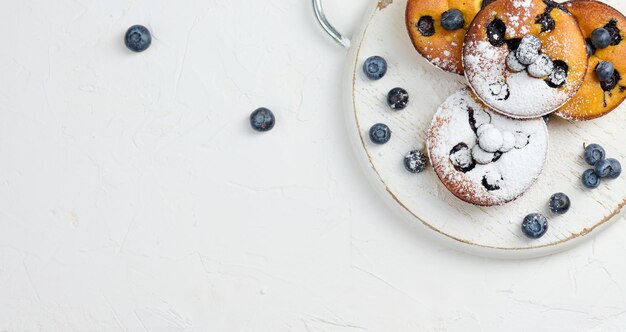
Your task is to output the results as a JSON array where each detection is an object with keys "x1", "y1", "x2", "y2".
[
  {"x1": 549, "y1": 193, "x2": 571, "y2": 215},
  {"x1": 125, "y1": 25, "x2": 152, "y2": 53},
  {"x1": 250, "y1": 108, "x2": 276, "y2": 132}
]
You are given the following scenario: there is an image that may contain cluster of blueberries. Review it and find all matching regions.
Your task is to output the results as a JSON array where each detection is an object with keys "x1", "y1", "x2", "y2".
[
  {"x1": 523, "y1": 144, "x2": 622, "y2": 240},
  {"x1": 581, "y1": 144, "x2": 622, "y2": 188},
  {"x1": 506, "y1": 35, "x2": 567, "y2": 88},
  {"x1": 363, "y1": 56, "x2": 428, "y2": 174}
]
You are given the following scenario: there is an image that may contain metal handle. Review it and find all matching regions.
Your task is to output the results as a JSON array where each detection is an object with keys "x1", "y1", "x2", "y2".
[{"x1": 312, "y1": 0, "x2": 351, "y2": 49}]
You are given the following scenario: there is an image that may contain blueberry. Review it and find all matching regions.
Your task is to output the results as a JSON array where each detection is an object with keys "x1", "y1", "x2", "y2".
[
  {"x1": 595, "y1": 61, "x2": 615, "y2": 82},
  {"x1": 387, "y1": 88, "x2": 409, "y2": 110},
  {"x1": 441, "y1": 9, "x2": 465, "y2": 31},
  {"x1": 604, "y1": 20, "x2": 623, "y2": 46},
  {"x1": 591, "y1": 28, "x2": 611, "y2": 49},
  {"x1": 363, "y1": 56, "x2": 388, "y2": 80},
  {"x1": 481, "y1": 0, "x2": 497, "y2": 8},
  {"x1": 595, "y1": 159, "x2": 614, "y2": 178},
  {"x1": 582, "y1": 169, "x2": 601, "y2": 188},
  {"x1": 549, "y1": 193, "x2": 571, "y2": 215},
  {"x1": 545, "y1": 60, "x2": 568, "y2": 88},
  {"x1": 601, "y1": 69, "x2": 621, "y2": 92},
  {"x1": 606, "y1": 158, "x2": 622, "y2": 179},
  {"x1": 527, "y1": 54, "x2": 554, "y2": 78},
  {"x1": 369, "y1": 123, "x2": 391, "y2": 145},
  {"x1": 404, "y1": 150, "x2": 428, "y2": 173},
  {"x1": 250, "y1": 107, "x2": 275, "y2": 132},
  {"x1": 449, "y1": 143, "x2": 475, "y2": 173},
  {"x1": 487, "y1": 19, "x2": 506, "y2": 47},
  {"x1": 417, "y1": 16, "x2": 435, "y2": 37},
  {"x1": 125, "y1": 25, "x2": 152, "y2": 52},
  {"x1": 516, "y1": 35, "x2": 541, "y2": 65},
  {"x1": 586, "y1": 39, "x2": 595, "y2": 58},
  {"x1": 506, "y1": 51, "x2": 526, "y2": 72},
  {"x1": 521, "y1": 213, "x2": 548, "y2": 239},
  {"x1": 583, "y1": 143, "x2": 605, "y2": 165},
  {"x1": 535, "y1": 13, "x2": 555, "y2": 33}
]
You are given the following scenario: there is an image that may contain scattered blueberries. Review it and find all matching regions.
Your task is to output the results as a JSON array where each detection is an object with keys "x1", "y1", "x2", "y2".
[
  {"x1": 591, "y1": 28, "x2": 611, "y2": 49},
  {"x1": 584, "y1": 143, "x2": 605, "y2": 165},
  {"x1": 549, "y1": 193, "x2": 571, "y2": 215},
  {"x1": 595, "y1": 61, "x2": 615, "y2": 82},
  {"x1": 125, "y1": 25, "x2": 152, "y2": 52},
  {"x1": 387, "y1": 88, "x2": 409, "y2": 110},
  {"x1": 250, "y1": 107, "x2": 275, "y2": 132},
  {"x1": 369, "y1": 123, "x2": 391, "y2": 145},
  {"x1": 594, "y1": 159, "x2": 613, "y2": 178},
  {"x1": 582, "y1": 169, "x2": 602, "y2": 189},
  {"x1": 363, "y1": 56, "x2": 388, "y2": 80},
  {"x1": 441, "y1": 9, "x2": 465, "y2": 31},
  {"x1": 580, "y1": 143, "x2": 621, "y2": 189},
  {"x1": 404, "y1": 150, "x2": 428, "y2": 174},
  {"x1": 522, "y1": 213, "x2": 549, "y2": 239},
  {"x1": 606, "y1": 158, "x2": 622, "y2": 179},
  {"x1": 417, "y1": 16, "x2": 436, "y2": 37}
]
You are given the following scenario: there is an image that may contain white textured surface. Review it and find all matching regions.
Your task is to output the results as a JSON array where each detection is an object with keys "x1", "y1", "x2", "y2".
[{"x1": 0, "y1": 0, "x2": 626, "y2": 331}]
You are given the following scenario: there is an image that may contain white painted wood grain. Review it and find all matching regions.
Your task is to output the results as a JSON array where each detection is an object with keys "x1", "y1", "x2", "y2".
[{"x1": 347, "y1": 0, "x2": 626, "y2": 258}]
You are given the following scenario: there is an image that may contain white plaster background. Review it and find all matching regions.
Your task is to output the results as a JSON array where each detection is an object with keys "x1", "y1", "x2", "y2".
[{"x1": 0, "y1": 0, "x2": 625, "y2": 331}]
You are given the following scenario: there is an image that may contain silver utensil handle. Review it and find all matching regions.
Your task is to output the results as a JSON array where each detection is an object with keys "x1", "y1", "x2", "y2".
[{"x1": 312, "y1": 0, "x2": 351, "y2": 49}]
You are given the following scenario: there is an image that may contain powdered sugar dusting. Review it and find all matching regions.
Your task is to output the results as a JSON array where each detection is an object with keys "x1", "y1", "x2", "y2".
[
  {"x1": 427, "y1": 89, "x2": 549, "y2": 206},
  {"x1": 464, "y1": 40, "x2": 568, "y2": 118}
]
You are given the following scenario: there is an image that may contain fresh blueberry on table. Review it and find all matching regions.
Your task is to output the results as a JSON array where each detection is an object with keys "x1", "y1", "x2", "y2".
[
  {"x1": 606, "y1": 158, "x2": 622, "y2": 179},
  {"x1": 250, "y1": 107, "x2": 275, "y2": 132},
  {"x1": 125, "y1": 25, "x2": 152, "y2": 52},
  {"x1": 582, "y1": 169, "x2": 601, "y2": 189},
  {"x1": 522, "y1": 213, "x2": 548, "y2": 239},
  {"x1": 591, "y1": 28, "x2": 611, "y2": 49},
  {"x1": 549, "y1": 193, "x2": 570, "y2": 215},
  {"x1": 594, "y1": 159, "x2": 613, "y2": 178},
  {"x1": 596, "y1": 61, "x2": 615, "y2": 82},
  {"x1": 387, "y1": 88, "x2": 409, "y2": 110},
  {"x1": 584, "y1": 143, "x2": 605, "y2": 166},
  {"x1": 369, "y1": 123, "x2": 391, "y2": 145},
  {"x1": 363, "y1": 56, "x2": 387, "y2": 80},
  {"x1": 404, "y1": 150, "x2": 428, "y2": 174},
  {"x1": 440, "y1": 9, "x2": 465, "y2": 31}
]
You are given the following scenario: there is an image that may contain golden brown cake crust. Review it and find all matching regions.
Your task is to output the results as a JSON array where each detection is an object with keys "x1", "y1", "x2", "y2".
[
  {"x1": 555, "y1": 0, "x2": 626, "y2": 121},
  {"x1": 406, "y1": 0, "x2": 485, "y2": 75}
]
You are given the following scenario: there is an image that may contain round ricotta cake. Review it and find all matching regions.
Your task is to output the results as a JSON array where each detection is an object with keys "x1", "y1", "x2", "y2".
[
  {"x1": 406, "y1": 0, "x2": 490, "y2": 75},
  {"x1": 427, "y1": 88, "x2": 549, "y2": 206},
  {"x1": 463, "y1": 0, "x2": 588, "y2": 119},
  {"x1": 555, "y1": 0, "x2": 626, "y2": 120}
]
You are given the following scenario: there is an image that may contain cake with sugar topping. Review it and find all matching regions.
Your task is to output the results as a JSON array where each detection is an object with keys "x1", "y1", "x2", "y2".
[
  {"x1": 463, "y1": 0, "x2": 588, "y2": 119},
  {"x1": 427, "y1": 88, "x2": 549, "y2": 206}
]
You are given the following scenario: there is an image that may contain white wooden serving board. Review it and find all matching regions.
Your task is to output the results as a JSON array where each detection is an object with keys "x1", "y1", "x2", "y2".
[{"x1": 344, "y1": 0, "x2": 626, "y2": 258}]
